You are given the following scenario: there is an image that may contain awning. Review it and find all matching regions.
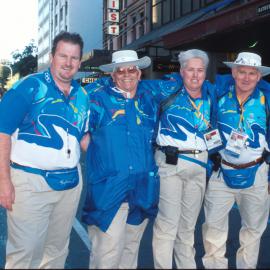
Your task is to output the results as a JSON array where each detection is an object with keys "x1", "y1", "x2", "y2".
[
  {"x1": 163, "y1": 0, "x2": 270, "y2": 49},
  {"x1": 123, "y1": 0, "x2": 237, "y2": 50}
]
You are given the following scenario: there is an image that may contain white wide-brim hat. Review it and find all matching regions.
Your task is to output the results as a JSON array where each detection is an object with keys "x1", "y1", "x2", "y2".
[
  {"x1": 223, "y1": 52, "x2": 270, "y2": 76},
  {"x1": 99, "y1": 50, "x2": 151, "y2": 73}
]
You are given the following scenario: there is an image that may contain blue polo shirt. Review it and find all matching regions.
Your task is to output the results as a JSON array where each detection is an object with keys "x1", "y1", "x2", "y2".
[
  {"x1": 143, "y1": 73, "x2": 217, "y2": 151},
  {"x1": 0, "y1": 69, "x2": 89, "y2": 170},
  {"x1": 216, "y1": 74, "x2": 268, "y2": 164}
]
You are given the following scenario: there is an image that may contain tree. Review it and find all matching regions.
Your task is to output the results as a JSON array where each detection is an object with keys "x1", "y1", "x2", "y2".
[
  {"x1": 0, "y1": 65, "x2": 11, "y2": 90},
  {"x1": 11, "y1": 40, "x2": 38, "y2": 77}
]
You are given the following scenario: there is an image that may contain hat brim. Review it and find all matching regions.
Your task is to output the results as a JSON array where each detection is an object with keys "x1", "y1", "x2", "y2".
[
  {"x1": 223, "y1": 61, "x2": 270, "y2": 76},
  {"x1": 99, "y1": 56, "x2": 151, "y2": 73}
]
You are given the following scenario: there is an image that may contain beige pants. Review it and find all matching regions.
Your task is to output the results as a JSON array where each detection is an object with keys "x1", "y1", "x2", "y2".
[
  {"x1": 152, "y1": 150, "x2": 208, "y2": 269},
  {"x1": 88, "y1": 202, "x2": 148, "y2": 269},
  {"x1": 202, "y1": 163, "x2": 269, "y2": 269},
  {"x1": 5, "y1": 166, "x2": 82, "y2": 269}
]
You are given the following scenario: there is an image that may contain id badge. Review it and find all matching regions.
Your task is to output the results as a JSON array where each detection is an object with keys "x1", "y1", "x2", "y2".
[
  {"x1": 225, "y1": 130, "x2": 248, "y2": 157},
  {"x1": 203, "y1": 128, "x2": 223, "y2": 151}
]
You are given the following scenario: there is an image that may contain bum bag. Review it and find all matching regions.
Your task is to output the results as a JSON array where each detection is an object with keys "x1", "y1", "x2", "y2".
[
  {"x1": 11, "y1": 162, "x2": 79, "y2": 191},
  {"x1": 221, "y1": 163, "x2": 260, "y2": 189}
]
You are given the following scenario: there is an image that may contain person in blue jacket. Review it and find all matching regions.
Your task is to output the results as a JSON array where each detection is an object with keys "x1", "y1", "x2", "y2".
[
  {"x1": 81, "y1": 50, "x2": 177, "y2": 269},
  {"x1": 202, "y1": 52, "x2": 270, "y2": 269},
  {"x1": 0, "y1": 31, "x2": 89, "y2": 268},
  {"x1": 151, "y1": 49, "x2": 221, "y2": 269}
]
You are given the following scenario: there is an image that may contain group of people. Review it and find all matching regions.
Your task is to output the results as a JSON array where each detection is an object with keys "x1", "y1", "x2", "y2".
[{"x1": 0, "y1": 30, "x2": 269, "y2": 269}]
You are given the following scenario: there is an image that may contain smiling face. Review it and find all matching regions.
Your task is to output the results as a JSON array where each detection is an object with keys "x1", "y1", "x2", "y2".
[
  {"x1": 180, "y1": 57, "x2": 206, "y2": 98},
  {"x1": 111, "y1": 65, "x2": 142, "y2": 98},
  {"x1": 50, "y1": 40, "x2": 81, "y2": 90},
  {"x1": 232, "y1": 66, "x2": 261, "y2": 99}
]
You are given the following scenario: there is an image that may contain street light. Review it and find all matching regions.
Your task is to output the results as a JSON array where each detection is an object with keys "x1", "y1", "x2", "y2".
[{"x1": 0, "y1": 63, "x2": 13, "y2": 80}]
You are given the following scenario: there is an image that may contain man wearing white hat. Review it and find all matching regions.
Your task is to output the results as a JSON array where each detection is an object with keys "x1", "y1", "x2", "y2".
[
  {"x1": 202, "y1": 52, "x2": 270, "y2": 269},
  {"x1": 81, "y1": 50, "x2": 179, "y2": 269}
]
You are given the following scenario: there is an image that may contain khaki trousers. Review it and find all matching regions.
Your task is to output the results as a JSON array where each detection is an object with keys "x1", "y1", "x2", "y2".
[
  {"x1": 5, "y1": 166, "x2": 82, "y2": 269},
  {"x1": 88, "y1": 202, "x2": 148, "y2": 269},
  {"x1": 153, "y1": 150, "x2": 208, "y2": 269},
  {"x1": 202, "y1": 163, "x2": 269, "y2": 269}
]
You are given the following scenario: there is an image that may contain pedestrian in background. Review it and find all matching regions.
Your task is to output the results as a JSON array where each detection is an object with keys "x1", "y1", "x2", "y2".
[
  {"x1": 152, "y1": 49, "x2": 221, "y2": 269},
  {"x1": 0, "y1": 31, "x2": 89, "y2": 269},
  {"x1": 202, "y1": 52, "x2": 270, "y2": 269},
  {"x1": 81, "y1": 50, "x2": 161, "y2": 269}
]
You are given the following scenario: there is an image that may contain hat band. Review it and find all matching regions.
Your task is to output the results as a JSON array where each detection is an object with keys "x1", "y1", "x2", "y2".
[
  {"x1": 235, "y1": 58, "x2": 261, "y2": 66},
  {"x1": 112, "y1": 56, "x2": 138, "y2": 63}
]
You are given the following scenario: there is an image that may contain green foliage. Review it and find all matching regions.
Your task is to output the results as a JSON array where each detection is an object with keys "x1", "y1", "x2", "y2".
[
  {"x1": 11, "y1": 40, "x2": 38, "y2": 77},
  {"x1": 0, "y1": 65, "x2": 10, "y2": 89}
]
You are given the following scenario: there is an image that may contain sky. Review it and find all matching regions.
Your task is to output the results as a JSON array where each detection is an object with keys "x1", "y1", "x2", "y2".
[{"x1": 0, "y1": 0, "x2": 38, "y2": 62}]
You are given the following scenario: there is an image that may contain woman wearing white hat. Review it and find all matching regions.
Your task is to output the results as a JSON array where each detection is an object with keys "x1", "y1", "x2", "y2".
[{"x1": 202, "y1": 52, "x2": 270, "y2": 269}]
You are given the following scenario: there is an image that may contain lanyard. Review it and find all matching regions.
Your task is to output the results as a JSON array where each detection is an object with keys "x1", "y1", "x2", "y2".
[
  {"x1": 187, "y1": 96, "x2": 210, "y2": 128},
  {"x1": 236, "y1": 96, "x2": 249, "y2": 131}
]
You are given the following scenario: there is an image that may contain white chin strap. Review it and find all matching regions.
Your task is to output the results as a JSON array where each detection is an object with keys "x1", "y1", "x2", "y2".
[{"x1": 112, "y1": 87, "x2": 131, "y2": 99}]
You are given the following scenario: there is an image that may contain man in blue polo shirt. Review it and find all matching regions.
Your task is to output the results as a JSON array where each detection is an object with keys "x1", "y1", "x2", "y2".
[
  {"x1": 202, "y1": 52, "x2": 270, "y2": 269},
  {"x1": 0, "y1": 31, "x2": 89, "y2": 268}
]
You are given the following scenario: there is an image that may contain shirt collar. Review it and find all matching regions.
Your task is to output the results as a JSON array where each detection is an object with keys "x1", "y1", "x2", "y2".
[{"x1": 44, "y1": 68, "x2": 77, "y2": 95}]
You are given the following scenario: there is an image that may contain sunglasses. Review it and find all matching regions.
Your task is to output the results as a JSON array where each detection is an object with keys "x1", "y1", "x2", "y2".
[{"x1": 114, "y1": 66, "x2": 139, "y2": 75}]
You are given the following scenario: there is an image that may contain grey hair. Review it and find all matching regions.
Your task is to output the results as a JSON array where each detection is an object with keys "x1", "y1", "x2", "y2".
[{"x1": 178, "y1": 49, "x2": 209, "y2": 69}]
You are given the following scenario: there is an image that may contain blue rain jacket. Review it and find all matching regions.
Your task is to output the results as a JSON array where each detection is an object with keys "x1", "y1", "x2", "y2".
[{"x1": 82, "y1": 79, "x2": 161, "y2": 232}]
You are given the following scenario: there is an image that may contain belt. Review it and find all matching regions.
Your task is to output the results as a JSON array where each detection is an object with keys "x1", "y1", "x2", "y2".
[
  {"x1": 10, "y1": 162, "x2": 76, "y2": 176},
  {"x1": 156, "y1": 145, "x2": 203, "y2": 155},
  {"x1": 11, "y1": 162, "x2": 45, "y2": 175},
  {"x1": 221, "y1": 157, "x2": 263, "y2": 169}
]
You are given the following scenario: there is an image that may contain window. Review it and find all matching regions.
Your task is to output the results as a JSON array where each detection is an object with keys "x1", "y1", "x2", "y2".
[
  {"x1": 152, "y1": 1, "x2": 162, "y2": 29},
  {"x1": 55, "y1": 14, "x2": 58, "y2": 27},
  {"x1": 182, "y1": 0, "x2": 192, "y2": 15},
  {"x1": 138, "y1": 11, "x2": 145, "y2": 38},
  {"x1": 60, "y1": 7, "x2": 63, "y2": 21},
  {"x1": 162, "y1": 0, "x2": 171, "y2": 24},
  {"x1": 121, "y1": 0, "x2": 127, "y2": 10},
  {"x1": 151, "y1": 0, "x2": 219, "y2": 29},
  {"x1": 65, "y1": 1, "x2": 68, "y2": 16},
  {"x1": 174, "y1": 0, "x2": 182, "y2": 19},
  {"x1": 122, "y1": 33, "x2": 127, "y2": 47}
]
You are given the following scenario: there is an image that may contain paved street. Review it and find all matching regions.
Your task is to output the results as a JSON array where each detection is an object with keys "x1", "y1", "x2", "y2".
[{"x1": 1, "y1": 157, "x2": 270, "y2": 268}]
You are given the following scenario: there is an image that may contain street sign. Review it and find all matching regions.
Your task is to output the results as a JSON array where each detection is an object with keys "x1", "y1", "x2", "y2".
[
  {"x1": 108, "y1": 25, "x2": 119, "y2": 35},
  {"x1": 108, "y1": 0, "x2": 119, "y2": 10},
  {"x1": 107, "y1": 0, "x2": 120, "y2": 36},
  {"x1": 108, "y1": 11, "x2": 119, "y2": 22}
]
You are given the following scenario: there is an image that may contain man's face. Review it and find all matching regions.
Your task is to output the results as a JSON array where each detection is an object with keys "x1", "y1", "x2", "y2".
[
  {"x1": 180, "y1": 58, "x2": 206, "y2": 95},
  {"x1": 111, "y1": 66, "x2": 142, "y2": 96},
  {"x1": 232, "y1": 66, "x2": 261, "y2": 95},
  {"x1": 50, "y1": 40, "x2": 81, "y2": 84}
]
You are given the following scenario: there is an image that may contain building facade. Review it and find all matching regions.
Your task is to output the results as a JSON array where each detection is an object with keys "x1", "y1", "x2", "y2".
[
  {"x1": 101, "y1": 0, "x2": 270, "y2": 80},
  {"x1": 38, "y1": 0, "x2": 103, "y2": 71}
]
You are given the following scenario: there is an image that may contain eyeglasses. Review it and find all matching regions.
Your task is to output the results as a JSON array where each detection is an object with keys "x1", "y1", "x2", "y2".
[{"x1": 114, "y1": 66, "x2": 139, "y2": 75}]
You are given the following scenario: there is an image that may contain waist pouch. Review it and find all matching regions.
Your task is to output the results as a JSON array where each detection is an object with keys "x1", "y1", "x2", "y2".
[
  {"x1": 11, "y1": 163, "x2": 79, "y2": 191},
  {"x1": 221, "y1": 163, "x2": 260, "y2": 189}
]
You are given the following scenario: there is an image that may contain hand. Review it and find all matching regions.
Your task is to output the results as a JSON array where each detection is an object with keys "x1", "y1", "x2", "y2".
[
  {"x1": 80, "y1": 133, "x2": 90, "y2": 152},
  {"x1": 0, "y1": 179, "x2": 15, "y2": 211}
]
